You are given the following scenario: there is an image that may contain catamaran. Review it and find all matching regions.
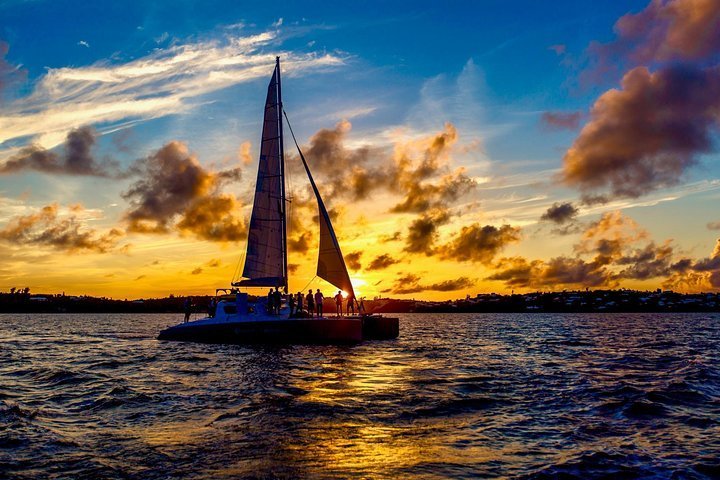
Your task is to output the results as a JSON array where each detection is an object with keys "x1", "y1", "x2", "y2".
[{"x1": 158, "y1": 57, "x2": 399, "y2": 344}]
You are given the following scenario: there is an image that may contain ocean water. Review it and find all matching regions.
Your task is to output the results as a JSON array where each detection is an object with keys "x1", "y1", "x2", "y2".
[{"x1": 0, "y1": 313, "x2": 719, "y2": 479}]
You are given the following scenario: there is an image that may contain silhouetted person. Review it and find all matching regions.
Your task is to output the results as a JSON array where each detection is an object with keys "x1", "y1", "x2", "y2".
[
  {"x1": 267, "y1": 289, "x2": 274, "y2": 314},
  {"x1": 358, "y1": 297, "x2": 366, "y2": 314},
  {"x1": 306, "y1": 291, "x2": 315, "y2": 317},
  {"x1": 183, "y1": 297, "x2": 192, "y2": 323},
  {"x1": 314, "y1": 289, "x2": 324, "y2": 317},
  {"x1": 296, "y1": 292, "x2": 303, "y2": 314},
  {"x1": 208, "y1": 297, "x2": 216, "y2": 318},
  {"x1": 289, "y1": 293, "x2": 296, "y2": 315},
  {"x1": 346, "y1": 292, "x2": 355, "y2": 316},
  {"x1": 273, "y1": 287, "x2": 282, "y2": 314},
  {"x1": 334, "y1": 290, "x2": 343, "y2": 317}
]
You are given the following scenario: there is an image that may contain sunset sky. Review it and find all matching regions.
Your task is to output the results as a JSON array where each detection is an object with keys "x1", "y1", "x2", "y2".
[{"x1": 1, "y1": 0, "x2": 719, "y2": 300}]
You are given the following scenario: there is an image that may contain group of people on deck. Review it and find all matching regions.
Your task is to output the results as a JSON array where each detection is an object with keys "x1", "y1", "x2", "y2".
[
  {"x1": 181, "y1": 288, "x2": 366, "y2": 322},
  {"x1": 266, "y1": 287, "x2": 283, "y2": 314},
  {"x1": 266, "y1": 287, "x2": 363, "y2": 317}
]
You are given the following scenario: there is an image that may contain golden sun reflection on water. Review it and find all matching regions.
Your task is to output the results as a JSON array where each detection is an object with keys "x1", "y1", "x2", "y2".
[{"x1": 282, "y1": 347, "x2": 504, "y2": 476}]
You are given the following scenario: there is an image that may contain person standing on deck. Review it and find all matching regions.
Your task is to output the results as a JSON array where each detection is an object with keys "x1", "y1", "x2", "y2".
[
  {"x1": 183, "y1": 297, "x2": 192, "y2": 322},
  {"x1": 289, "y1": 292, "x2": 296, "y2": 316},
  {"x1": 273, "y1": 287, "x2": 282, "y2": 315},
  {"x1": 295, "y1": 292, "x2": 303, "y2": 313},
  {"x1": 306, "y1": 291, "x2": 315, "y2": 317},
  {"x1": 267, "y1": 289, "x2": 275, "y2": 315},
  {"x1": 296, "y1": 292, "x2": 303, "y2": 314},
  {"x1": 334, "y1": 290, "x2": 343, "y2": 317},
  {"x1": 314, "y1": 289, "x2": 324, "y2": 318},
  {"x1": 346, "y1": 292, "x2": 356, "y2": 316}
]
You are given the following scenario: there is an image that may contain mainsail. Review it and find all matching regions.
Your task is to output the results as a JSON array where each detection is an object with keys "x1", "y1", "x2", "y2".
[
  {"x1": 238, "y1": 58, "x2": 287, "y2": 287},
  {"x1": 283, "y1": 111, "x2": 355, "y2": 298}
]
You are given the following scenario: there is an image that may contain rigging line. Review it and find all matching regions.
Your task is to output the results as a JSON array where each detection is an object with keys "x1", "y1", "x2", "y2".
[
  {"x1": 300, "y1": 275, "x2": 318, "y2": 294},
  {"x1": 282, "y1": 109, "x2": 303, "y2": 158}
]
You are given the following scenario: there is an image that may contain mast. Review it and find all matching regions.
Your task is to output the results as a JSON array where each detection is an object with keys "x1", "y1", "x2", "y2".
[{"x1": 276, "y1": 57, "x2": 288, "y2": 291}]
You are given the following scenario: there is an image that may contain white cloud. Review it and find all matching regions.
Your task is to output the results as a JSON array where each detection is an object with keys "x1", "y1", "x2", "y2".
[
  {"x1": 77, "y1": 40, "x2": 90, "y2": 48},
  {"x1": 0, "y1": 29, "x2": 344, "y2": 156}
]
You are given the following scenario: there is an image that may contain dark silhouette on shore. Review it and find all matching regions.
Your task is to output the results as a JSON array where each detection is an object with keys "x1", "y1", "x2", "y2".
[{"x1": 0, "y1": 288, "x2": 718, "y2": 314}]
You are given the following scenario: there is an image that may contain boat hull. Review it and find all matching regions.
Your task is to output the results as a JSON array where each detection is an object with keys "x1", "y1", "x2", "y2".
[
  {"x1": 158, "y1": 317, "x2": 364, "y2": 344},
  {"x1": 157, "y1": 314, "x2": 399, "y2": 345}
]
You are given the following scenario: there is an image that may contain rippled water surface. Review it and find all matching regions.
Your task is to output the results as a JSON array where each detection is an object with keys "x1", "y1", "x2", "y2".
[{"x1": 1, "y1": 313, "x2": 719, "y2": 479}]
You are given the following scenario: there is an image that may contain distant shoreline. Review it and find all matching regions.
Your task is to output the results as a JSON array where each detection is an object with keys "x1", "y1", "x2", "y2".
[{"x1": 1, "y1": 289, "x2": 718, "y2": 314}]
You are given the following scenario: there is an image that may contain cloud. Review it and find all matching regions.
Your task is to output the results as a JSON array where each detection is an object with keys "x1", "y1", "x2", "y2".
[
  {"x1": 206, "y1": 258, "x2": 221, "y2": 268},
  {"x1": 367, "y1": 254, "x2": 399, "y2": 270},
  {"x1": 562, "y1": 64, "x2": 720, "y2": 200},
  {"x1": 0, "y1": 31, "x2": 343, "y2": 152},
  {"x1": 438, "y1": 223, "x2": 521, "y2": 264},
  {"x1": 575, "y1": 210, "x2": 648, "y2": 264},
  {"x1": 485, "y1": 207, "x2": 720, "y2": 292},
  {"x1": 0, "y1": 126, "x2": 121, "y2": 177},
  {"x1": 707, "y1": 221, "x2": 720, "y2": 230},
  {"x1": 294, "y1": 121, "x2": 475, "y2": 212},
  {"x1": 344, "y1": 251, "x2": 362, "y2": 271},
  {"x1": 389, "y1": 123, "x2": 476, "y2": 213},
  {"x1": 403, "y1": 210, "x2": 450, "y2": 255},
  {"x1": 488, "y1": 211, "x2": 673, "y2": 289},
  {"x1": 0, "y1": 41, "x2": 26, "y2": 99},
  {"x1": 122, "y1": 141, "x2": 246, "y2": 241},
  {"x1": 288, "y1": 231, "x2": 312, "y2": 254},
  {"x1": 383, "y1": 273, "x2": 476, "y2": 294},
  {"x1": 488, "y1": 255, "x2": 614, "y2": 289},
  {"x1": 592, "y1": 0, "x2": 720, "y2": 69},
  {"x1": 541, "y1": 111, "x2": 582, "y2": 130},
  {"x1": 123, "y1": 141, "x2": 216, "y2": 232},
  {"x1": 77, "y1": 40, "x2": 90, "y2": 48},
  {"x1": 540, "y1": 202, "x2": 579, "y2": 224},
  {"x1": 380, "y1": 231, "x2": 402, "y2": 243},
  {"x1": 663, "y1": 239, "x2": 720, "y2": 291},
  {"x1": 191, "y1": 267, "x2": 203, "y2": 275},
  {"x1": 292, "y1": 119, "x2": 389, "y2": 202},
  {"x1": 237, "y1": 141, "x2": 253, "y2": 165},
  {"x1": 176, "y1": 194, "x2": 247, "y2": 242},
  {"x1": 0, "y1": 203, "x2": 124, "y2": 253},
  {"x1": 615, "y1": 241, "x2": 676, "y2": 280}
]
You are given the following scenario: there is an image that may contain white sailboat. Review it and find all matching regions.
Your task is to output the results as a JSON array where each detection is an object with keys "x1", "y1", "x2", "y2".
[{"x1": 158, "y1": 58, "x2": 398, "y2": 344}]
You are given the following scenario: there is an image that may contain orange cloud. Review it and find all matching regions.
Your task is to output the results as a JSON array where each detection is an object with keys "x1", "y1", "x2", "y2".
[
  {"x1": 176, "y1": 194, "x2": 246, "y2": 242},
  {"x1": 438, "y1": 223, "x2": 521, "y2": 265},
  {"x1": 123, "y1": 141, "x2": 245, "y2": 242},
  {"x1": 367, "y1": 254, "x2": 400, "y2": 271},
  {"x1": 383, "y1": 273, "x2": 476, "y2": 294},
  {"x1": 605, "y1": 0, "x2": 720, "y2": 64},
  {"x1": 237, "y1": 141, "x2": 253, "y2": 165},
  {"x1": 563, "y1": 65, "x2": 720, "y2": 200},
  {"x1": 487, "y1": 211, "x2": 692, "y2": 290},
  {"x1": 0, "y1": 203, "x2": 124, "y2": 253},
  {"x1": 344, "y1": 251, "x2": 363, "y2": 271}
]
